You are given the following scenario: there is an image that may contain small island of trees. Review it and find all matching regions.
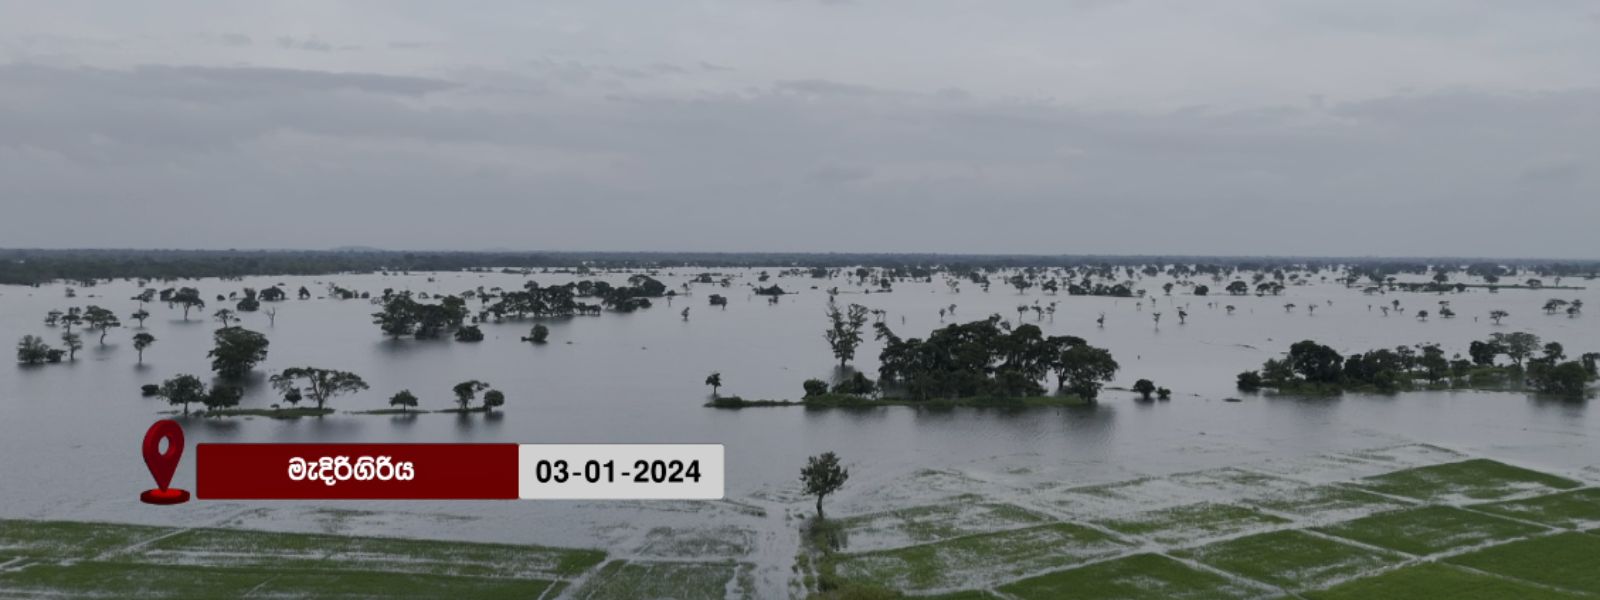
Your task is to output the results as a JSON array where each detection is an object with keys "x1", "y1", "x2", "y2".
[{"x1": 1238, "y1": 334, "x2": 1598, "y2": 397}]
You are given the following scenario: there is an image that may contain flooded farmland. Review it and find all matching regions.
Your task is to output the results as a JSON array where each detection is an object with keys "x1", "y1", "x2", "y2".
[{"x1": 3, "y1": 268, "x2": 1598, "y2": 598}]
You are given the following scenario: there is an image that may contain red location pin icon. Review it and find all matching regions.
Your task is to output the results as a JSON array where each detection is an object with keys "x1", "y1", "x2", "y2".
[{"x1": 139, "y1": 420, "x2": 190, "y2": 505}]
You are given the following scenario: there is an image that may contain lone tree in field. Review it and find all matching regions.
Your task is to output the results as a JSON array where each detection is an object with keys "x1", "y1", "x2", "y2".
[
  {"x1": 83, "y1": 306, "x2": 120, "y2": 344},
  {"x1": 1490, "y1": 310, "x2": 1509, "y2": 324},
  {"x1": 704, "y1": 372, "x2": 722, "y2": 397},
  {"x1": 801, "y1": 452, "x2": 849, "y2": 518},
  {"x1": 452, "y1": 380, "x2": 490, "y2": 410},
  {"x1": 132, "y1": 332, "x2": 156, "y2": 364},
  {"x1": 270, "y1": 367, "x2": 369, "y2": 411},
  {"x1": 823, "y1": 299, "x2": 870, "y2": 367},
  {"x1": 157, "y1": 374, "x2": 207, "y2": 416},
  {"x1": 208, "y1": 327, "x2": 269, "y2": 379},
  {"x1": 389, "y1": 390, "x2": 419, "y2": 413}
]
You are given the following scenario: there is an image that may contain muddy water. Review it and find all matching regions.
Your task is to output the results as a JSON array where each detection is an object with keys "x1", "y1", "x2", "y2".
[{"x1": 2, "y1": 269, "x2": 1597, "y2": 595}]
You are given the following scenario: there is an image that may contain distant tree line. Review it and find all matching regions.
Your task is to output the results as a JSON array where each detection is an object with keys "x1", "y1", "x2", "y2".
[
  {"x1": 6, "y1": 248, "x2": 1597, "y2": 286},
  {"x1": 1238, "y1": 334, "x2": 1598, "y2": 397}
]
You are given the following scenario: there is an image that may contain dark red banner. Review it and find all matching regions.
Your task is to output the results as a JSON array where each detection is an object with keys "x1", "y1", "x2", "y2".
[{"x1": 196, "y1": 443, "x2": 518, "y2": 500}]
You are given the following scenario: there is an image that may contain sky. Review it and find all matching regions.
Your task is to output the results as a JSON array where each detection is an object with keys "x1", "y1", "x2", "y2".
[{"x1": 0, "y1": 1, "x2": 1597, "y2": 258}]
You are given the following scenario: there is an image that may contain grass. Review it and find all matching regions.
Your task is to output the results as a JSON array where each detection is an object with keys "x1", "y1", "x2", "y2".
[
  {"x1": 998, "y1": 553, "x2": 1272, "y2": 600},
  {"x1": 1446, "y1": 532, "x2": 1600, "y2": 594},
  {"x1": 1314, "y1": 506, "x2": 1548, "y2": 556},
  {"x1": 0, "y1": 562, "x2": 556, "y2": 599},
  {"x1": 8, "y1": 450, "x2": 1596, "y2": 597},
  {"x1": 1173, "y1": 530, "x2": 1405, "y2": 590},
  {"x1": 0, "y1": 519, "x2": 602, "y2": 599},
  {"x1": 832, "y1": 523, "x2": 1130, "y2": 592},
  {"x1": 1305, "y1": 562, "x2": 1586, "y2": 600},
  {"x1": 567, "y1": 560, "x2": 749, "y2": 600},
  {"x1": 1168, "y1": 468, "x2": 1303, "y2": 497},
  {"x1": 0, "y1": 520, "x2": 175, "y2": 560},
  {"x1": 1244, "y1": 484, "x2": 1414, "y2": 521},
  {"x1": 134, "y1": 527, "x2": 604, "y2": 579},
  {"x1": 636, "y1": 525, "x2": 755, "y2": 559},
  {"x1": 1354, "y1": 459, "x2": 1581, "y2": 503},
  {"x1": 1469, "y1": 488, "x2": 1600, "y2": 529},
  {"x1": 833, "y1": 500, "x2": 1050, "y2": 551},
  {"x1": 1094, "y1": 502, "x2": 1291, "y2": 546}
]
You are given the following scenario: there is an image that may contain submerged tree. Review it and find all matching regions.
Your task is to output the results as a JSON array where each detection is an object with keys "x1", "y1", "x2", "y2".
[
  {"x1": 202, "y1": 385, "x2": 243, "y2": 413},
  {"x1": 1054, "y1": 345, "x2": 1119, "y2": 401},
  {"x1": 157, "y1": 374, "x2": 207, "y2": 416},
  {"x1": 823, "y1": 299, "x2": 870, "y2": 367},
  {"x1": 269, "y1": 367, "x2": 368, "y2": 411},
  {"x1": 132, "y1": 332, "x2": 156, "y2": 364},
  {"x1": 452, "y1": 380, "x2": 490, "y2": 410},
  {"x1": 170, "y1": 287, "x2": 206, "y2": 321},
  {"x1": 16, "y1": 335, "x2": 53, "y2": 365},
  {"x1": 522, "y1": 324, "x2": 550, "y2": 344},
  {"x1": 389, "y1": 389, "x2": 419, "y2": 413},
  {"x1": 61, "y1": 331, "x2": 83, "y2": 361},
  {"x1": 800, "y1": 452, "x2": 849, "y2": 519},
  {"x1": 1491, "y1": 331, "x2": 1541, "y2": 367},
  {"x1": 208, "y1": 327, "x2": 269, "y2": 379},
  {"x1": 83, "y1": 306, "x2": 120, "y2": 344},
  {"x1": 131, "y1": 308, "x2": 151, "y2": 328},
  {"x1": 705, "y1": 372, "x2": 723, "y2": 397},
  {"x1": 482, "y1": 389, "x2": 506, "y2": 412},
  {"x1": 454, "y1": 325, "x2": 484, "y2": 342},
  {"x1": 1133, "y1": 379, "x2": 1156, "y2": 400}
]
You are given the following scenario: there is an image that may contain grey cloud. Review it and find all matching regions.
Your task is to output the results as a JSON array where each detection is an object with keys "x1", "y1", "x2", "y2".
[
  {"x1": 0, "y1": 61, "x2": 1596, "y2": 257},
  {"x1": 1517, "y1": 162, "x2": 1582, "y2": 186},
  {"x1": 808, "y1": 164, "x2": 874, "y2": 183},
  {"x1": 276, "y1": 35, "x2": 334, "y2": 52},
  {"x1": 773, "y1": 79, "x2": 888, "y2": 97}
]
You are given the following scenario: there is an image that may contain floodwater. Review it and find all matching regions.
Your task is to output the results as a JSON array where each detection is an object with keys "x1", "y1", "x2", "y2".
[{"x1": 2, "y1": 268, "x2": 1597, "y2": 595}]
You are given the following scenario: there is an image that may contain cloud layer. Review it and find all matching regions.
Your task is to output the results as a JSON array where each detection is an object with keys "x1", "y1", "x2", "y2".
[{"x1": 0, "y1": 1, "x2": 1596, "y2": 257}]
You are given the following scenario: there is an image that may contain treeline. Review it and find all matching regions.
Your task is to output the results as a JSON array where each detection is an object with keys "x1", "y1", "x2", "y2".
[
  {"x1": 873, "y1": 317, "x2": 1120, "y2": 401},
  {"x1": 6, "y1": 248, "x2": 1598, "y2": 286},
  {"x1": 1238, "y1": 335, "x2": 1599, "y2": 397},
  {"x1": 0, "y1": 249, "x2": 556, "y2": 285}
]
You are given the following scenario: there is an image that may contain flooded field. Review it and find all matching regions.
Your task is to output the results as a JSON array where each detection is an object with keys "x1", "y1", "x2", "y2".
[{"x1": 2, "y1": 267, "x2": 1597, "y2": 597}]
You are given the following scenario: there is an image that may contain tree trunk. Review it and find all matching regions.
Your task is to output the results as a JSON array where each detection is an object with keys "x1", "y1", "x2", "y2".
[{"x1": 816, "y1": 494, "x2": 825, "y2": 518}]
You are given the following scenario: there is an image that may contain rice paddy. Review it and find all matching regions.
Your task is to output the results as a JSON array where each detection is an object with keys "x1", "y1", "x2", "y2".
[{"x1": 6, "y1": 445, "x2": 1599, "y2": 598}]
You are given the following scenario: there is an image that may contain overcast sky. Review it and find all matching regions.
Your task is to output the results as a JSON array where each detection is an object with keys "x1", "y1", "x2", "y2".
[{"x1": 1, "y1": 1, "x2": 1597, "y2": 257}]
